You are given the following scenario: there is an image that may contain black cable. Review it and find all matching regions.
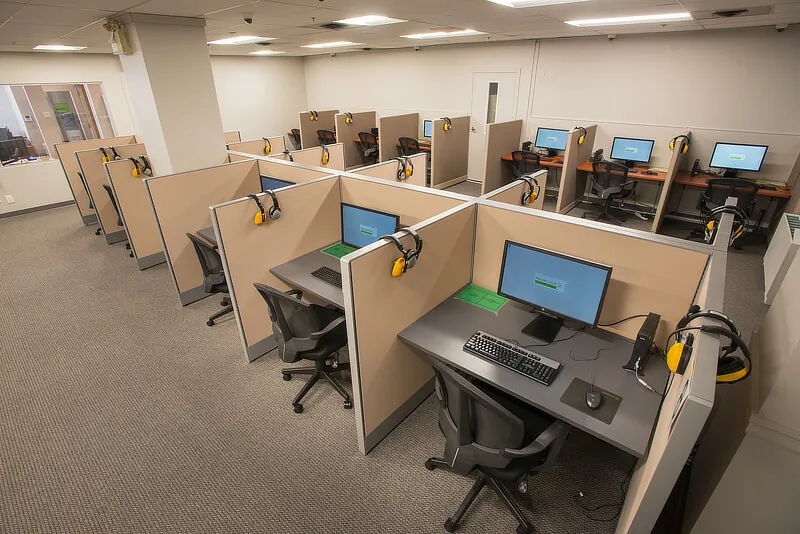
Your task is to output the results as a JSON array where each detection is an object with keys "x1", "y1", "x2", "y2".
[
  {"x1": 598, "y1": 314, "x2": 649, "y2": 327},
  {"x1": 573, "y1": 459, "x2": 636, "y2": 522},
  {"x1": 522, "y1": 326, "x2": 585, "y2": 348}
]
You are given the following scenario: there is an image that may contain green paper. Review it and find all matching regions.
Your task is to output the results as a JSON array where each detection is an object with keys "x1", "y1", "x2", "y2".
[
  {"x1": 53, "y1": 103, "x2": 70, "y2": 114},
  {"x1": 322, "y1": 242, "x2": 357, "y2": 259},
  {"x1": 456, "y1": 284, "x2": 508, "y2": 313}
]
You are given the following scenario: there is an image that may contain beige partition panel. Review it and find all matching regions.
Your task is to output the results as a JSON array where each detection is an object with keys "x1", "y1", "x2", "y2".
[
  {"x1": 145, "y1": 160, "x2": 259, "y2": 305},
  {"x1": 651, "y1": 130, "x2": 691, "y2": 233},
  {"x1": 483, "y1": 170, "x2": 548, "y2": 211},
  {"x1": 556, "y1": 125, "x2": 597, "y2": 213},
  {"x1": 431, "y1": 116, "x2": 470, "y2": 189},
  {"x1": 54, "y1": 135, "x2": 137, "y2": 224},
  {"x1": 76, "y1": 143, "x2": 146, "y2": 245},
  {"x1": 104, "y1": 154, "x2": 165, "y2": 271},
  {"x1": 223, "y1": 131, "x2": 242, "y2": 144},
  {"x1": 298, "y1": 110, "x2": 338, "y2": 149},
  {"x1": 351, "y1": 153, "x2": 427, "y2": 188},
  {"x1": 257, "y1": 159, "x2": 330, "y2": 184},
  {"x1": 334, "y1": 111, "x2": 377, "y2": 169},
  {"x1": 378, "y1": 113, "x2": 418, "y2": 163},
  {"x1": 343, "y1": 204, "x2": 476, "y2": 453},
  {"x1": 227, "y1": 136, "x2": 286, "y2": 158},
  {"x1": 212, "y1": 177, "x2": 341, "y2": 361},
  {"x1": 289, "y1": 143, "x2": 345, "y2": 172},
  {"x1": 481, "y1": 120, "x2": 523, "y2": 195}
]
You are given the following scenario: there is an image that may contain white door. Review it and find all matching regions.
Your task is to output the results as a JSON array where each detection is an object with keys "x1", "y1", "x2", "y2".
[{"x1": 468, "y1": 72, "x2": 519, "y2": 182}]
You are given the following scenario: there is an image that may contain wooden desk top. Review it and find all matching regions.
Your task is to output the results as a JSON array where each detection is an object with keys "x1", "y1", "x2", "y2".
[
  {"x1": 673, "y1": 171, "x2": 791, "y2": 199},
  {"x1": 501, "y1": 153, "x2": 564, "y2": 168},
  {"x1": 395, "y1": 140, "x2": 431, "y2": 152},
  {"x1": 577, "y1": 160, "x2": 666, "y2": 182}
]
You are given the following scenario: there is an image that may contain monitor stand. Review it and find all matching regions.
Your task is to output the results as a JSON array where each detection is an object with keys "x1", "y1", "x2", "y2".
[
  {"x1": 623, "y1": 159, "x2": 636, "y2": 170},
  {"x1": 547, "y1": 149, "x2": 558, "y2": 158},
  {"x1": 723, "y1": 168, "x2": 740, "y2": 178},
  {"x1": 522, "y1": 311, "x2": 563, "y2": 344}
]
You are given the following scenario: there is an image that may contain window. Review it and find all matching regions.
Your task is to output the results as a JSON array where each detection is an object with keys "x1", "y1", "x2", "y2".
[
  {"x1": 486, "y1": 82, "x2": 499, "y2": 125},
  {"x1": 0, "y1": 83, "x2": 115, "y2": 166}
]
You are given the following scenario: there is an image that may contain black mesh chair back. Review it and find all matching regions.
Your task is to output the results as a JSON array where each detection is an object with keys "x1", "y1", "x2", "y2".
[
  {"x1": 186, "y1": 233, "x2": 227, "y2": 294},
  {"x1": 398, "y1": 137, "x2": 421, "y2": 156},
  {"x1": 317, "y1": 129, "x2": 336, "y2": 146},
  {"x1": 290, "y1": 129, "x2": 301, "y2": 150},
  {"x1": 591, "y1": 161, "x2": 631, "y2": 190},
  {"x1": 357, "y1": 131, "x2": 379, "y2": 164},
  {"x1": 510, "y1": 151, "x2": 541, "y2": 177},
  {"x1": 700, "y1": 178, "x2": 763, "y2": 216},
  {"x1": 102, "y1": 184, "x2": 123, "y2": 226}
]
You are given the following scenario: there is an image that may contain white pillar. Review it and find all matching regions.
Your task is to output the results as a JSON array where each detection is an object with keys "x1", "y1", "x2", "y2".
[{"x1": 117, "y1": 14, "x2": 226, "y2": 175}]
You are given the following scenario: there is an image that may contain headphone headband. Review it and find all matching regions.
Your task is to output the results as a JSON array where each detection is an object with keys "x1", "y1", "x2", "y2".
[
  {"x1": 321, "y1": 144, "x2": 330, "y2": 165},
  {"x1": 669, "y1": 134, "x2": 691, "y2": 153},
  {"x1": 520, "y1": 174, "x2": 541, "y2": 206},
  {"x1": 395, "y1": 156, "x2": 414, "y2": 181},
  {"x1": 263, "y1": 137, "x2": 272, "y2": 154},
  {"x1": 345, "y1": 112, "x2": 353, "y2": 124},
  {"x1": 441, "y1": 117, "x2": 452, "y2": 131},
  {"x1": 382, "y1": 228, "x2": 423, "y2": 277}
]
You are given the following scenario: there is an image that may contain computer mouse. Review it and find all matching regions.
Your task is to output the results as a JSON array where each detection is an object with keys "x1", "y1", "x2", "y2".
[{"x1": 585, "y1": 390, "x2": 603, "y2": 410}]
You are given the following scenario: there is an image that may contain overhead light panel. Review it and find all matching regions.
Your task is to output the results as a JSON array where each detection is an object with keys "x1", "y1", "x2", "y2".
[
  {"x1": 402, "y1": 29, "x2": 486, "y2": 39},
  {"x1": 301, "y1": 41, "x2": 362, "y2": 49},
  {"x1": 488, "y1": 0, "x2": 591, "y2": 7},
  {"x1": 566, "y1": 12, "x2": 692, "y2": 27},
  {"x1": 334, "y1": 15, "x2": 406, "y2": 26},
  {"x1": 208, "y1": 36, "x2": 275, "y2": 45},
  {"x1": 34, "y1": 45, "x2": 86, "y2": 51},
  {"x1": 249, "y1": 50, "x2": 286, "y2": 55}
]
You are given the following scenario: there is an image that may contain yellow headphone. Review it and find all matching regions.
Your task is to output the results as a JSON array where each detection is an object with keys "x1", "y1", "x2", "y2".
[
  {"x1": 669, "y1": 134, "x2": 691, "y2": 154},
  {"x1": 345, "y1": 112, "x2": 353, "y2": 125},
  {"x1": 574, "y1": 126, "x2": 587, "y2": 145},
  {"x1": 248, "y1": 191, "x2": 281, "y2": 226},
  {"x1": 396, "y1": 157, "x2": 414, "y2": 180},
  {"x1": 441, "y1": 117, "x2": 452, "y2": 132},
  {"x1": 520, "y1": 175, "x2": 540, "y2": 205},
  {"x1": 129, "y1": 156, "x2": 152, "y2": 177},
  {"x1": 99, "y1": 147, "x2": 111, "y2": 163},
  {"x1": 263, "y1": 137, "x2": 272, "y2": 155},
  {"x1": 382, "y1": 228, "x2": 423, "y2": 278},
  {"x1": 703, "y1": 205, "x2": 748, "y2": 247},
  {"x1": 321, "y1": 145, "x2": 330, "y2": 165},
  {"x1": 309, "y1": 110, "x2": 319, "y2": 121},
  {"x1": 110, "y1": 147, "x2": 121, "y2": 161}
]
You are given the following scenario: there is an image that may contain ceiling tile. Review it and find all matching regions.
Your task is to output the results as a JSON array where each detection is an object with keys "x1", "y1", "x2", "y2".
[
  {"x1": 131, "y1": 0, "x2": 249, "y2": 17},
  {"x1": 10, "y1": 4, "x2": 113, "y2": 26},
  {"x1": 21, "y1": 0, "x2": 144, "y2": 10}
]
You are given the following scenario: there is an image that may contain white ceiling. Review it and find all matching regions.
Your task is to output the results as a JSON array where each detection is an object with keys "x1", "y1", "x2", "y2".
[{"x1": 0, "y1": 0, "x2": 798, "y2": 56}]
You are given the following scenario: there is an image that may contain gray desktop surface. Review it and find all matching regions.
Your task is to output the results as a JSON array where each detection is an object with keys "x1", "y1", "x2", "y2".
[
  {"x1": 197, "y1": 226, "x2": 216, "y2": 245},
  {"x1": 397, "y1": 294, "x2": 669, "y2": 458},
  {"x1": 270, "y1": 246, "x2": 344, "y2": 310}
]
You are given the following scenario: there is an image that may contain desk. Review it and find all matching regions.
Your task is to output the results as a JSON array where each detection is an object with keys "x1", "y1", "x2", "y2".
[
  {"x1": 673, "y1": 171, "x2": 791, "y2": 199},
  {"x1": 398, "y1": 295, "x2": 669, "y2": 458},
  {"x1": 577, "y1": 161, "x2": 666, "y2": 182},
  {"x1": 197, "y1": 226, "x2": 217, "y2": 246},
  {"x1": 270, "y1": 246, "x2": 344, "y2": 310},
  {"x1": 501, "y1": 153, "x2": 564, "y2": 169},
  {"x1": 396, "y1": 140, "x2": 431, "y2": 153}
]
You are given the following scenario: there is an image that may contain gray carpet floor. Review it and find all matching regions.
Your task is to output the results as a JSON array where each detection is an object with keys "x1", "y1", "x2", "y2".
[{"x1": 0, "y1": 205, "x2": 766, "y2": 534}]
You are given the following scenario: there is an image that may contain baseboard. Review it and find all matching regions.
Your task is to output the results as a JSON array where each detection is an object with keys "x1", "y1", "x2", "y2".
[
  {"x1": 81, "y1": 213, "x2": 98, "y2": 225},
  {"x1": 104, "y1": 229, "x2": 127, "y2": 245},
  {"x1": 246, "y1": 335, "x2": 278, "y2": 362},
  {"x1": 363, "y1": 378, "x2": 435, "y2": 454},
  {"x1": 136, "y1": 251, "x2": 166, "y2": 271},
  {"x1": 433, "y1": 176, "x2": 467, "y2": 190},
  {"x1": 179, "y1": 286, "x2": 210, "y2": 306},
  {"x1": 0, "y1": 200, "x2": 76, "y2": 220}
]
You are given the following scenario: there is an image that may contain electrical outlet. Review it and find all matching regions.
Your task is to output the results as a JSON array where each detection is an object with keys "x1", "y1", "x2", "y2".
[{"x1": 5, "y1": 195, "x2": 14, "y2": 204}]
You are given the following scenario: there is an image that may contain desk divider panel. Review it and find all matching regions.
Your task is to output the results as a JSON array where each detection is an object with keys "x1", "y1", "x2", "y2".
[
  {"x1": 378, "y1": 113, "x2": 418, "y2": 163},
  {"x1": 351, "y1": 153, "x2": 427, "y2": 188},
  {"x1": 256, "y1": 158, "x2": 330, "y2": 184},
  {"x1": 104, "y1": 148, "x2": 165, "y2": 271},
  {"x1": 211, "y1": 177, "x2": 341, "y2": 362},
  {"x1": 54, "y1": 135, "x2": 137, "y2": 224},
  {"x1": 287, "y1": 143, "x2": 345, "y2": 172},
  {"x1": 431, "y1": 116, "x2": 470, "y2": 189},
  {"x1": 76, "y1": 143, "x2": 146, "y2": 245},
  {"x1": 224, "y1": 131, "x2": 242, "y2": 144},
  {"x1": 481, "y1": 120, "x2": 523, "y2": 195},
  {"x1": 343, "y1": 203, "x2": 476, "y2": 453},
  {"x1": 227, "y1": 136, "x2": 286, "y2": 159},
  {"x1": 335, "y1": 111, "x2": 377, "y2": 169},
  {"x1": 557, "y1": 125, "x2": 597, "y2": 213},
  {"x1": 482, "y1": 169, "x2": 548, "y2": 211},
  {"x1": 299, "y1": 110, "x2": 338, "y2": 149},
  {"x1": 651, "y1": 129, "x2": 691, "y2": 233},
  {"x1": 145, "y1": 160, "x2": 259, "y2": 305}
]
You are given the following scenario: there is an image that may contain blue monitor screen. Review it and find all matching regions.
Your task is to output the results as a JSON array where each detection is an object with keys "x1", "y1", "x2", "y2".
[
  {"x1": 534, "y1": 128, "x2": 569, "y2": 151},
  {"x1": 610, "y1": 137, "x2": 655, "y2": 164},
  {"x1": 423, "y1": 120, "x2": 433, "y2": 138},
  {"x1": 260, "y1": 176, "x2": 294, "y2": 192},
  {"x1": 709, "y1": 143, "x2": 768, "y2": 172},
  {"x1": 498, "y1": 241, "x2": 612, "y2": 326},
  {"x1": 341, "y1": 203, "x2": 399, "y2": 249}
]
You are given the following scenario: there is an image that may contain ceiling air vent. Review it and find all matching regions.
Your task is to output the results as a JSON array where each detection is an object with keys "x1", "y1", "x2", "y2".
[
  {"x1": 713, "y1": 9, "x2": 750, "y2": 17},
  {"x1": 692, "y1": 5, "x2": 772, "y2": 20},
  {"x1": 316, "y1": 22, "x2": 347, "y2": 30}
]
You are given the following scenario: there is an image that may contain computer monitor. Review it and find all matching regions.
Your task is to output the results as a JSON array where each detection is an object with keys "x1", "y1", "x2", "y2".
[
  {"x1": 260, "y1": 176, "x2": 294, "y2": 192},
  {"x1": 341, "y1": 203, "x2": 400, "y2": 249},
  {"x1": 423, "y1": 120, "x2": 433, "y2": 138},
  {"x1": 534, "y1": 127, "x2": 569, "y2": 156},
  {"x1": 497, "y1": 240, "x2": 612, "y2": 343},
  {"x1": 709, "y1": 142, "x2": 768, "y2": 178},
  {"x1": 610, "y1": 137, "x2": 655, "y2": 169}
]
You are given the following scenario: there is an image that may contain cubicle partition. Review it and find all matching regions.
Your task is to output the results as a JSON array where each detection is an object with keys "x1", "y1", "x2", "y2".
[
  {"x1": 75, "y1": 143, "x2": 148, "y2": 244},
  {"x1": 481, "y1": 119, "x2": 523, "y2": 195},
  {"x1": 334, "y1": 111, "x2": 377, "y2": 169},
  {"x1": 54, "y1": 135, "x2": 137, "y2": 225},
  {"x1": 378, "y1": 113, "x2": 418, "y2": 163},
  {"x1": 351, "y1": 152, "x2": 427, "y2": 188},
  {"x1": 298, "y1": 110, "x2": 339, "y2": 149},
  {"x1": 281, "y1": 143, "x2": 346, "y2": 172},
  {"x1": 223, "y1": 131, "x2": 242, "y2": 144},
  {"x1": 556, "y1": 125, "x2": 597, "y2": 213},
  {"x1": 430, "y1": 116, "x2": 470, "y2": 189},
  {"x1": 651, "y1": 129, "x2": 691, "y2": 233},
  {"x1": 227, "y1": 136, "x2": 286, "y2": 161},
  {"x1": 482, "y1": 169, "x2": 548, "y2": 211},
  {"x1": 103, "y1": 147, "x2": 166, "y2": 271}
]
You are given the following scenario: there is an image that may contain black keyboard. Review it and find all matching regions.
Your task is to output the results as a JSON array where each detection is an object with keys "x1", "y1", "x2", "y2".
[
  {"x1": 464, "y1": 330, "x2": 561, "y2": 386},
  {"x1": 311, "y1": 266, "x2": 342, "y2": 288}
]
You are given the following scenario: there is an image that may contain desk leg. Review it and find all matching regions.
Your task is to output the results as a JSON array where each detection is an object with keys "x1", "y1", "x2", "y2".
[{"x1": 754, "y1": 197, "x2": 773, "y2": 232}]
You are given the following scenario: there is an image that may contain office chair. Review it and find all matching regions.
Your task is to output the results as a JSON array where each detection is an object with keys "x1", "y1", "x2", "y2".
[
  {"x1": 689, "y1": 178, "x2": 767, "y2": 244},
  {"x1": 357, "y1": 131, "x2": 379, "y2": 165},
  {"x1": 253, "y1": 283, "x2": 352, "y2": 413},
  {"x1": 582, "y1": 161, "x2": 637, "y2": 225},
  {"x1": 317, "y1": 129, "x2": 336, "y2": 146},
  {"x1": 398, "y1": 137, "x2": 421, "y2": 157},
  {"x1": 186, "y1": 233, "x2": 233, "y2": 327},
  {"x1": 424, "y1": 359, "x2": 569, "y2": 534},
  {"x1": 103, "y1": 184, "x2": 134, "y2": 257},
  {"x1": 289, "y1": 128, "x2": 301, "y2": 150},
  {"x1": 371, "y1": 127, "x2": 379, "y2": 137},
  {"x1": 509, "y1": 150, "x2": 541, "y2": 178}
]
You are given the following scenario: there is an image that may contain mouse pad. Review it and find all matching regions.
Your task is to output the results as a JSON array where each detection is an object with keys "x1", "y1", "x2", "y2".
[{"x1": 560, "y1": 378, "x2": 622, "y2": 425}]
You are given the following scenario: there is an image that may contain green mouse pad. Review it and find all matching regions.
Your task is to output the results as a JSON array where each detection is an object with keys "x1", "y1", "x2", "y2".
[
  {"x1": 560, "y1": 377, "x2": 622, "y2": 425},
  {"x1": 322, "y1": 243, "x2": 358, "y2": 259},
  {"x1": 456, "y1": 284, "x2": 508, "y2": 313}
]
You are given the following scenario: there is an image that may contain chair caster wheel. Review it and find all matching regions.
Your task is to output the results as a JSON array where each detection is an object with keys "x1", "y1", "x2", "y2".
[
  {"x1": 444, "y1": 518, "x2": 458, "y2": 533},
  {"x1": 125, "y1": 243, "x2": 131, "y2": 250},
  {"x1": 293, "y1": 404, "x2": 304, "y2": 414},
  {"x1": 516, "y1": 525, "x2": 533, "y2": 534},
  {"x1": 207, "y1": 320, "x2": 214, "y2": 327},
  {"x1": 221, "y1": 299, "x2": 230, "y2": 306},
  {"x1": 95, "y1": 229, "x2": 102, "y2": 235},
  {"x1": 424, "y1": 459, "x2": 438, "y2": 471},
  {"x1": 344, "y1": 400, "x2": 353, "y2": 409},
  {"x1": 129, "y1": 252, "x2": 134, "y2": 258},
  {"x1": 282, "y1": 373, "x2": 292, "y2": 381}
]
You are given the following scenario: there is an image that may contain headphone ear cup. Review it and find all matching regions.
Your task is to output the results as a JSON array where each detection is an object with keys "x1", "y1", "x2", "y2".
[
  {"x1": 682, "y1": 143, "x2": 689, "y2": 154},
  {"x1": 132, "y1": 167, "x2": 140, "y2": 177},
  {"x1": 269, "y1": 206, "x2": 281, "y2": 221},
  {"x1": 392, "y1": 257, "x2": 406, "y2": 278},
  {"x1": 254, "y1": 211, "x2": 265, "y2": 226}
]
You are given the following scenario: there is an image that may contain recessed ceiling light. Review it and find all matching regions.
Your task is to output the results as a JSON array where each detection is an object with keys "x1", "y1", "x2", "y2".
[
  {"x1": 301, "y1": 41, "x2": 363, "y2": 49},
  {"x1": 488, "y1": 0, "x2": 591, "y2": 7},
  {"x1": 334, "y1": 15, "x2": 406, "y2": 26},
  {"x1": 208, "y1": 36, "x2": 276, "y2": 45},
  {"x1": 249, "y1": 50, "x2": 286, "y2": 55},
  {"x1": 401, "y1": 29, "x2": 486, "y2": 39},
  {"x1": 34, "y1": 45, "x2": 86, "y2": 51},
  {"x1": 566, "y1": 12, "x2": 692, "y2": 27}
]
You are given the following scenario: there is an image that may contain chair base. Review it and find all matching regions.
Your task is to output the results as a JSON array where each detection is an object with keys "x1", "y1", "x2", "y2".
[
  {"x1": 425, "y1": 458, "x2": 534, "y2": 534},
  {"x1": 207, "y1": 303, "x2": 233, "y2": 327},
  {"x1": 282, "y1": 360, "x2": 352, "y2": 412},
  {"x1": 582, "y1": 203, "x2": 628, "y2": 226}
]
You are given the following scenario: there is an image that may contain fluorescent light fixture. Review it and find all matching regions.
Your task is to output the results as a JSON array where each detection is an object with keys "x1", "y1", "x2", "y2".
[
  {"x1": 249, "y1": 50, "x2": 286, "y2": 55},
  {"x1": 208, "y1": 35, "x2": 275, "y2": 45},
  {"x1": 488, "y1": 0, "x2": 591, "y2": 7},
  {"x1": 334, "y1": 15, "x2": 406, "y2": 26},
  {"x1": 401, "y1": 29, "x2": 486, "y2": 39},
  {"x1": 566, "y1": 12, "x2": 692, "y2": 27},
  {"x1": 34, "y1": 45, "x2": 86, "y2": 51},
  {"x1": 301, "y1": 41, "x2": 362, "y2": 49}
]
